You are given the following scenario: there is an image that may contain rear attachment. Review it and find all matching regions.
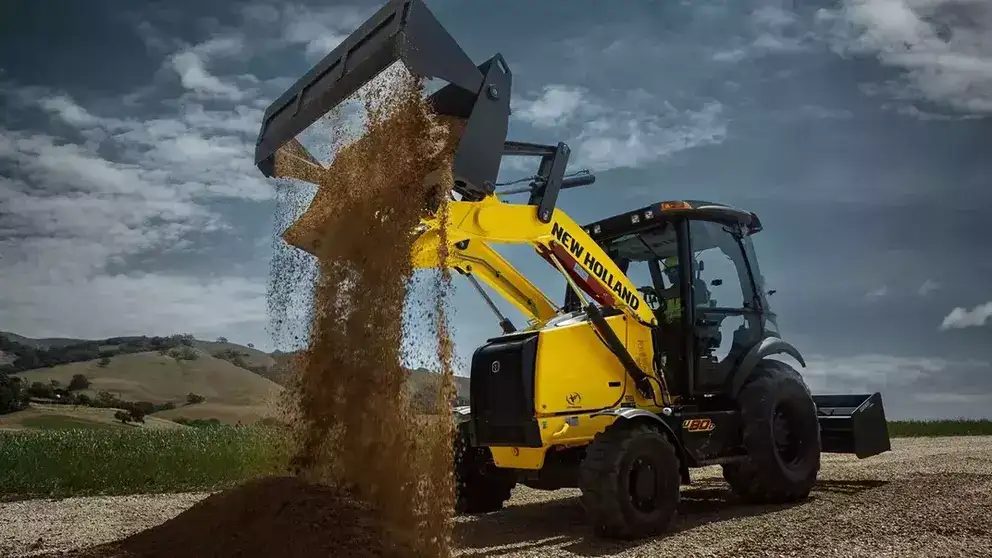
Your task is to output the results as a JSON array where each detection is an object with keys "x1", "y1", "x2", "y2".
[
  {"x1": 813, "y1": 392, "x2": 891, "y2": 459},
  {"x1": 254, "y1": 0, "x2": 595, "y2": 220}
]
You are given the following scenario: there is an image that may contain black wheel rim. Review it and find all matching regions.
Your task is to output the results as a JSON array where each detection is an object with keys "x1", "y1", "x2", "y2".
[
  {"x1": 772, "y1": 403, "x2": 803, "y2": 466},
  {"x1": 628, "y1": 456, "x2": 660, "y2": 513}
]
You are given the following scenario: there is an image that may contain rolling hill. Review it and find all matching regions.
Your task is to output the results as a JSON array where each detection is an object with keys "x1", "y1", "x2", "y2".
[
  {"x1": 1, "y1": 332, "x2": 470, "y2": 428},
  {"x1": 15, "y1": 350, "x2": 284, "y2": 408}
]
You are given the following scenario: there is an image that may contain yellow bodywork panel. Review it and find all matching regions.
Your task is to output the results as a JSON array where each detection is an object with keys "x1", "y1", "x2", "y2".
[
  {"x1": 490, "y1": 414, "x2": 620, "y2": 469},
  {"x1": 535, "y1": 314, "x2": 661, "y2": 415},
  {"x1": 534, "y1": 314, "x2": 629, "y2": 415},
  {"x1": 489, "y1": 315, "x2": 664, "y2": 471}
]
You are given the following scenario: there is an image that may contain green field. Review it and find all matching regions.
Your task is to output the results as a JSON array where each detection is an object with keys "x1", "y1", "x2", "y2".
[
  {"x1": 1, "y1": 419, "x2": 990, "y2": 501},
  {"x1": 888, "y1": 419, "x2": 992, "y2": 438},
  {"x1": 0, "y1": 426, "x2": 292, "y2": 500}
]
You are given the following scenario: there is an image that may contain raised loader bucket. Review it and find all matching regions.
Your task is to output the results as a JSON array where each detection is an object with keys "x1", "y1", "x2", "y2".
[
  {"x1": 813, "y1": 392, "x2": 891, "y2": 459},
  {"x1": 253, "y1": 0, "x2": 512, "y2": 203}
]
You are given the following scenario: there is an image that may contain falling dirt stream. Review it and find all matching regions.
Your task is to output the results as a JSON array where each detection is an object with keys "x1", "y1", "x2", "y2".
[{"x1": 60, "y1": 70, "x2": 465, "y2": 558}]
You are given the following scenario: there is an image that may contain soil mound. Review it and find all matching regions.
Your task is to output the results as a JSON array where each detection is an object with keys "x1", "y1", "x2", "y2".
[{"x1": 73, "y1": 476, "x2": 408, "y2": 558}]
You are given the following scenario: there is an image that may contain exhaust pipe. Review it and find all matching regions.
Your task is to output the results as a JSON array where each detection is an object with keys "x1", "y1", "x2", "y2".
[{"x1": 813, "y1": 392, "x2": 891, "y2": 459}]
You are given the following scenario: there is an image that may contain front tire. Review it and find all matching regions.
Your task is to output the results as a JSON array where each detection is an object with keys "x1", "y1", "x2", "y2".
[
  {"x1": 453, "y1": 422, "x2": 515, "y2": 514},
  {"x1": 579, "y1": 421, "x2": 681, "y2": 539},
  {"x1": 722, "y1": 359, "x2": 821, "y2": 504}
]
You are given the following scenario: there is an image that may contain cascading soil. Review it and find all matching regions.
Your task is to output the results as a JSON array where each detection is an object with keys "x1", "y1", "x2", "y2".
[
  {"x1": 277, "y1": 69, "x2": 461, "y2": 558},
  {"x1": 67, "y1": 72, "x2": 463, "y2": 558}
]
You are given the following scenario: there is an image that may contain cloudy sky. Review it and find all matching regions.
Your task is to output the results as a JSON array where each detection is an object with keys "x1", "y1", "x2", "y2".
[{"x1": 1, "y1": 0, "x2": 990, "y2": 419}]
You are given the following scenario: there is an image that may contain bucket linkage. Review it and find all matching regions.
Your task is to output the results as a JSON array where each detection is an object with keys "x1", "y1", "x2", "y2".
[{"x1": 254, "y1": 0, "x2": 594, "y2": 222}]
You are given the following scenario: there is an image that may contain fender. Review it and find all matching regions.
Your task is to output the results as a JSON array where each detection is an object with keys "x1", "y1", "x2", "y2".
[
  {"x1": 730, "y1": 336, "x2": 807, "y2": 397},
  {"x1": 590, "y1": 408, "x2": 683, "y2": 452},
  {"x1": 591, "y1": 408, "x2": 692, "y2": 481}
]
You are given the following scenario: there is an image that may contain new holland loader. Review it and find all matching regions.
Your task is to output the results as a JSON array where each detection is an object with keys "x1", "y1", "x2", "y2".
[{"x1": 254, "y1": 0, "x2": 892, "y2": 539}]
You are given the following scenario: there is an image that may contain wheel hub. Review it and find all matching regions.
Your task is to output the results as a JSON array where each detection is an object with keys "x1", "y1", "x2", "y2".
[
  {"x1": 772, "y1": 405, "x2": 802, "y2": 466},
  {"x1": 629, "y1": 457, "x2": 659, "y2": 512}
]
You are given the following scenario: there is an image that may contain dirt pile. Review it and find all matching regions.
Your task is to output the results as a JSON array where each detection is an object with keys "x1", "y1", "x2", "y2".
[{"x1": 66, "y1": 476, "x2": 407, "y2": 558}]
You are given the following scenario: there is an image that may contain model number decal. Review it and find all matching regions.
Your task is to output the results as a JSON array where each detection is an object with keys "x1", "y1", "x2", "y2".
[{"x1": 682, "y1": 418, "x2": 715, "y2": 432}]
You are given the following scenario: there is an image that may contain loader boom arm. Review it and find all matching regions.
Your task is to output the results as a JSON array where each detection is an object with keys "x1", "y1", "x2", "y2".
[
  {"x1": 412, "y1": 195, "x2": 657, "y2": 327},
  {"x1": 414, "y1": 230, "x2": 559, "y2": 324}
]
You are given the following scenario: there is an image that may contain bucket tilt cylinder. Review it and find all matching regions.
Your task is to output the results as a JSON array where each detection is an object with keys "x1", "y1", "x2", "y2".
[{"x1": 253, "y1": 0, "x2": 593, "y2": 221}]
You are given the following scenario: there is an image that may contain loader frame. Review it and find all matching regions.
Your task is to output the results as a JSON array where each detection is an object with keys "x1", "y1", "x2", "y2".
[{"x1": 254, "y1": 0, "x2": 893, "y2": 539}]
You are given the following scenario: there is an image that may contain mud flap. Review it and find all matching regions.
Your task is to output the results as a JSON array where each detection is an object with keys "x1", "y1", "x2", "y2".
[{"x1": 813, "y1": 392, "x2": 891, "y2": 459}]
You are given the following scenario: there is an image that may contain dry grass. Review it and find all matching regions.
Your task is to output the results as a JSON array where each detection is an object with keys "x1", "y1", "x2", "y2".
[
  {"x1": 0, "y1": 404, "x2": 188, "y2": 431},
  {"x1": 16, "y1": 352, "x2": 283, "y2": 410}
]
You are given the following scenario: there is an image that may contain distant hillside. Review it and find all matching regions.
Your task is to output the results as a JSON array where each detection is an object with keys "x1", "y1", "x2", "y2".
[
  {"x1": 0, "y1": 331, "x2": 87, "y2": 349},
  {"x1": 267, "y1": 349, "x2": 469, "y2": 398},
  {"x1": 15, "y1": 351, "x2": 283, "y2": 407},
  {"x1": 1, "y1": 332, "x2": 471, "y2": 426}
]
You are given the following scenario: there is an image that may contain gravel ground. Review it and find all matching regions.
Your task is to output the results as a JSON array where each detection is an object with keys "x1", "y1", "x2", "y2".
[{"x1": 4, "y1": 436, "x2": 992, "y2": 558}]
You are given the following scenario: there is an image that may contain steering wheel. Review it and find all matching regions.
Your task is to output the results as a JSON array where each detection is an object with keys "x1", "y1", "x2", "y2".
[{"x1": 637, "y1": 286, "x2": 660, "y2": 309}]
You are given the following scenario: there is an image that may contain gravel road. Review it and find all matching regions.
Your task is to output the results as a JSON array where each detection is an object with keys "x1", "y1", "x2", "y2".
[{"x1": 5, "y1": 436, "x2": 992, "y2": 558}]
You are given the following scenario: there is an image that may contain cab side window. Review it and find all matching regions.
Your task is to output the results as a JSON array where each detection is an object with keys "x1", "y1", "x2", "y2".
[{"x1": 688, "y1": 221, "x2": 750, "y2": 310}]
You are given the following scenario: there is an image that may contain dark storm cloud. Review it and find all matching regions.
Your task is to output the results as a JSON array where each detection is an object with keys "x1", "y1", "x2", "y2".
[{"x1": 1, "y1": 0, "x2": 990, "y2": 416}]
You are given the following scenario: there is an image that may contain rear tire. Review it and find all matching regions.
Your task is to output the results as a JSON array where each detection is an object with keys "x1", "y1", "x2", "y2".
[
  {"x1": 579, "y1": 421, "x2": 681, "y2": 539},
  {"x1": 453, "y1": 422, "x2": 515, "y2": 514},
  {"x1": 722, "y1": 359, "x2": 821, "y2": 504}
]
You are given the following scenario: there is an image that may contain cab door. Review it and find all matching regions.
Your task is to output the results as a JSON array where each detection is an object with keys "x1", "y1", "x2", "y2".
[{"x1": 686, "y1": 219, "x2": 764, "y2": 391}]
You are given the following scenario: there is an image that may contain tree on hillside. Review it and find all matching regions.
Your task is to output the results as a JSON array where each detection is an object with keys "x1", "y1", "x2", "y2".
[
  {"x1": 69, "y1": 374, "x2": 91, "y2": 391},
  {"x1": 27, "y1": 381, "x2": 55, "y2": 400},
  {"x1": 97, "y1": 356, "x2": 111, "y2": 367},
  {"x1": 216, "y1": 336, "x2": 229, "y2": 343},
  {"x1": 128, "y1": 408, "x2": 147, "y2": 423},
  {"x1": 0, "y1": 374, "x2": 26, "y2": 414},
  {"x1": 186, "y1": 392, "x2": 206, "y2": 405},
  {"x1": 114, "y1": 410, "x2": 131, "y2": 424},
  {"x1": 127, "y1": 400, "x2": 156, "y2": 417},
  {"x1": 95, "y1": 390, "x2": 120, "y2": 408},
  {"x1": 168, "y1": 346, "x2": 198, "y2": 361}
]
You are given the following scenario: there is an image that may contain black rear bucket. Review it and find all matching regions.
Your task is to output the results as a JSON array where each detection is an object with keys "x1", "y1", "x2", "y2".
[
  {"x1": 813, "y1": 392, "x2": 891, "y2": 459},
  {"x1": 254, "y1": 0, "x2": 511, "y2": 202}
]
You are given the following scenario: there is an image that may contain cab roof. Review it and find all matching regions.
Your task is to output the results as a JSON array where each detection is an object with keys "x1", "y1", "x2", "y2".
[{"x1": 582, "y1": 199, "x2": 762, "y2": 243}]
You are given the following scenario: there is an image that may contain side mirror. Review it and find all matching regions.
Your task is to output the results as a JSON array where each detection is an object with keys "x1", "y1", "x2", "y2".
[{"x1": 711, "y1": 279, "x2": 723, "y2": 287}]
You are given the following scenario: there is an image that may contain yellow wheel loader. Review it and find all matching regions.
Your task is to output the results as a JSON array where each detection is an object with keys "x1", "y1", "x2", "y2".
[{"x1": 254, "y1": 0, "x2": 892, "y2": 539}]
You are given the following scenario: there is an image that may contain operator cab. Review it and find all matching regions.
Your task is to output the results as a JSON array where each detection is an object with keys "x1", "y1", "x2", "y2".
[{"x1": 565, "y1": 200, "x2": 776, "y2": 398}]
